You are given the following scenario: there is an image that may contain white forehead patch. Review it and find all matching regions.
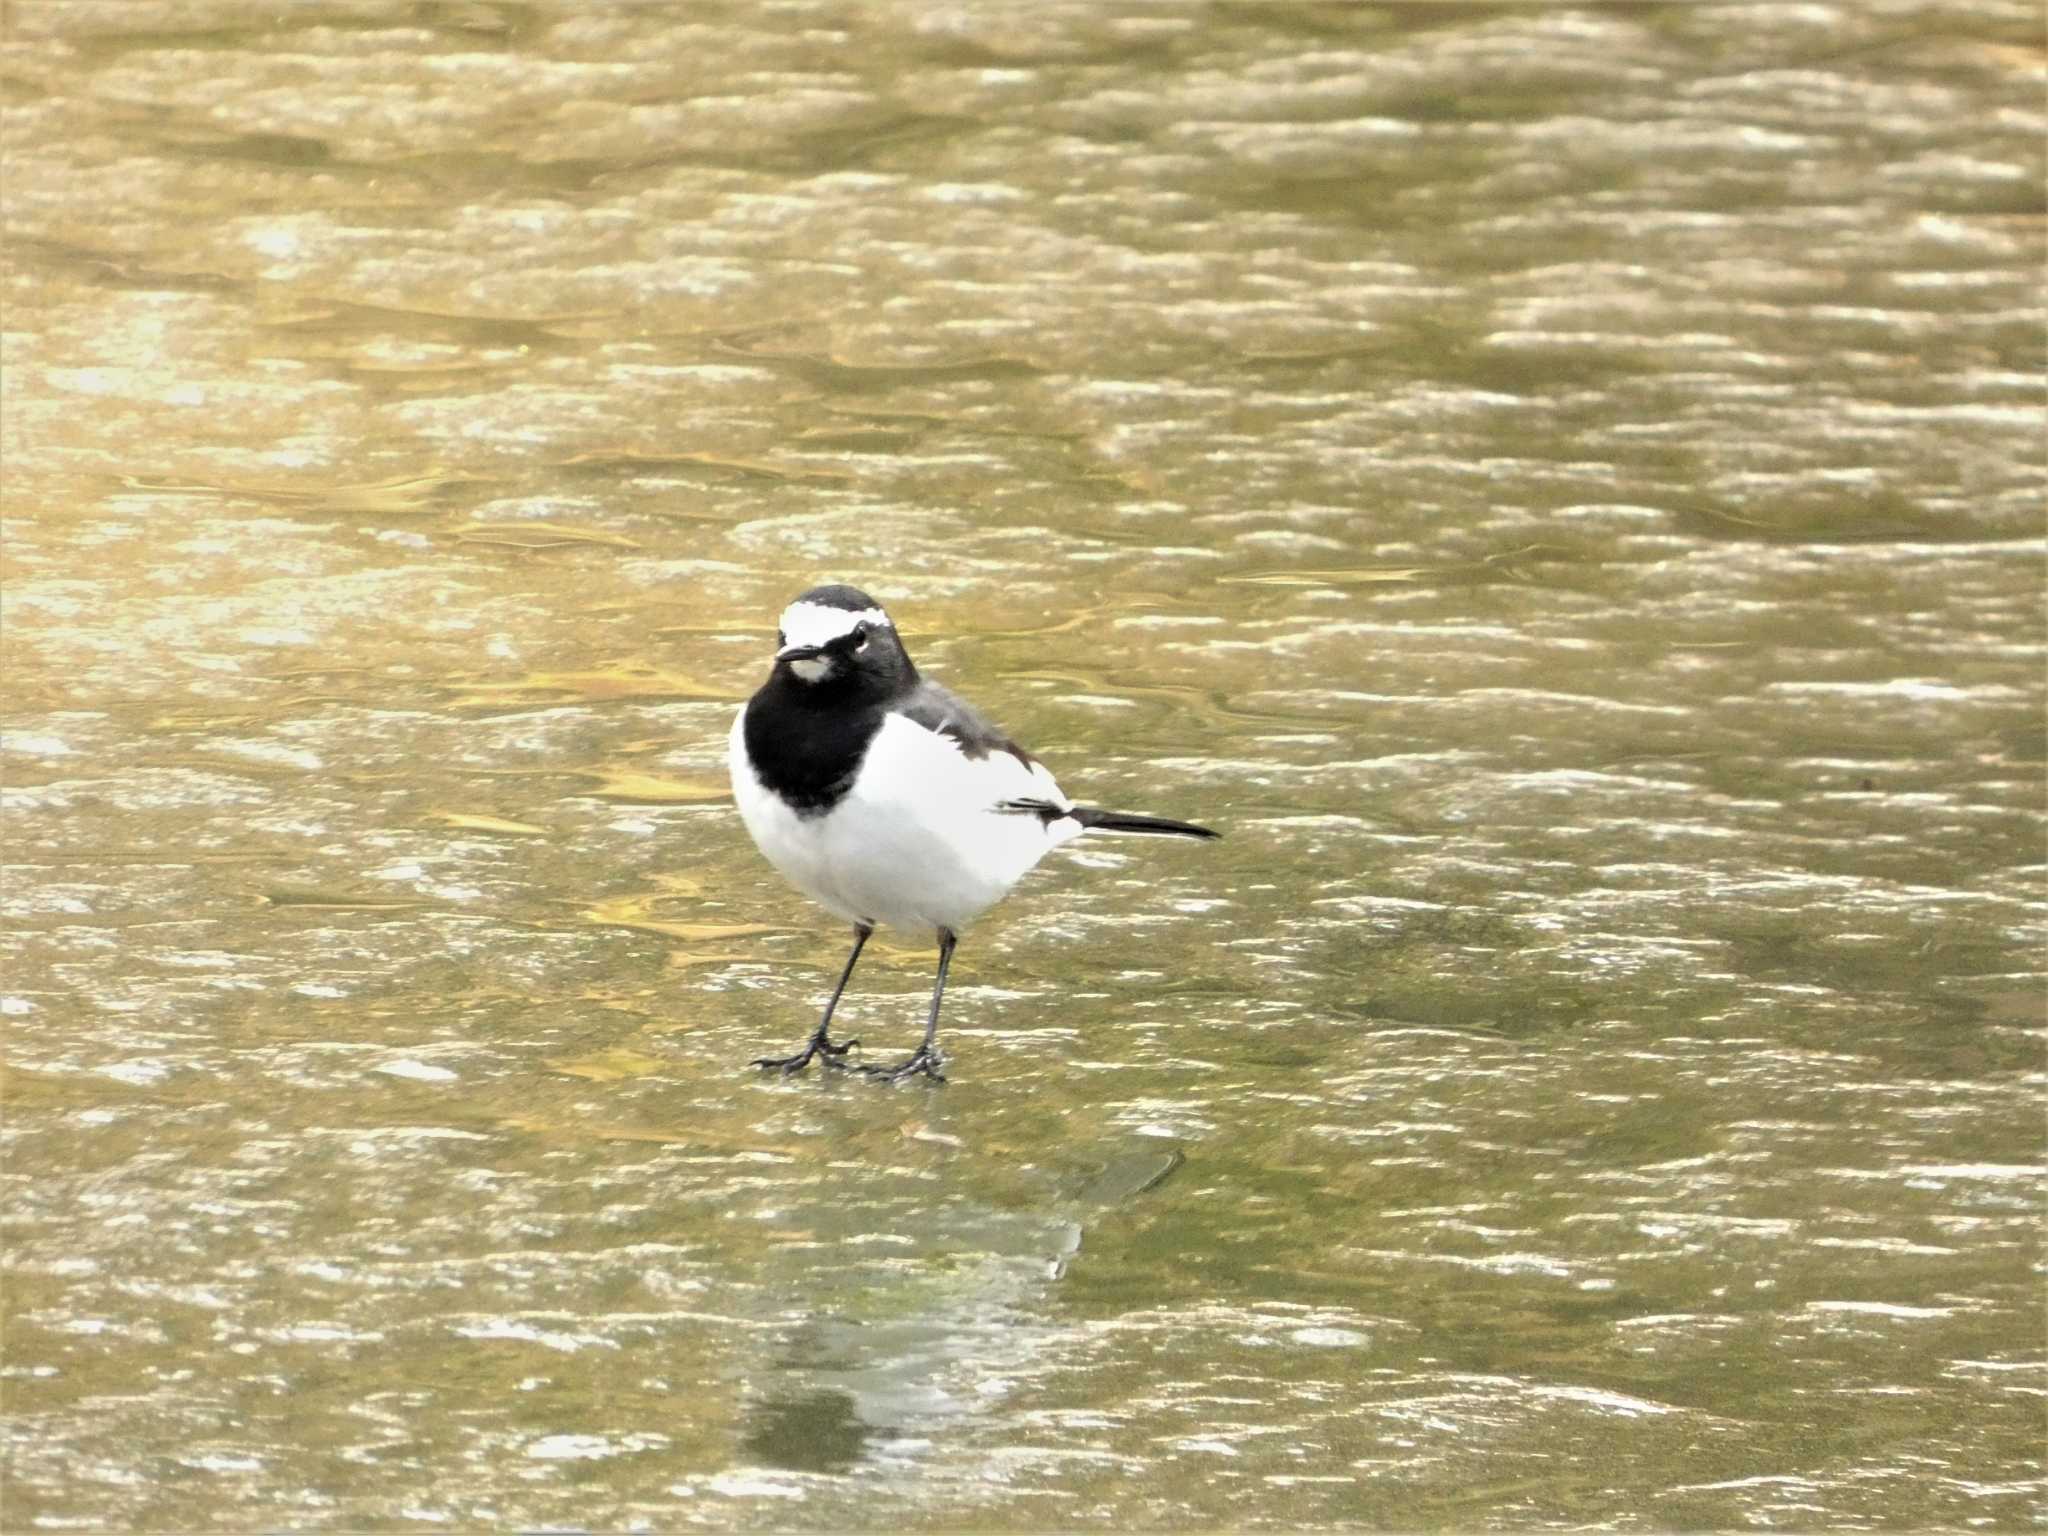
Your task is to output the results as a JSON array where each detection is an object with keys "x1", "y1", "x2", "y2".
[{"x1": 778, "y1": 600, "x2": 891, "y2": 651}]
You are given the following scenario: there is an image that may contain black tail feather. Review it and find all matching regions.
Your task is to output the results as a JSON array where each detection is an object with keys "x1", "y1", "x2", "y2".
[
  {"x1": 999, "y1": 798, "x2": 1220, "y2": 839},
  {"x1": 1068, "y1": 805, "x2": 1220, "y2": 840}
]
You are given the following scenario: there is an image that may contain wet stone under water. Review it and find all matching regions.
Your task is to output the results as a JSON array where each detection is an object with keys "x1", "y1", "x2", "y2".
[{"x1": 2, "y1": 2, "x2": 2043, "y2": 1530}]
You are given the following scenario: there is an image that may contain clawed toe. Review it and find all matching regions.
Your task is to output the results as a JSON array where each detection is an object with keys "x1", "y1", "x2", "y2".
[
  {"x1": 755, "y1": 1038, "x2": 942, "y2": 1084},
  {"x1": 859, "y1": 1046, "x2": 946, "y2": 1084},
  {"x1": 752, "y1": 1035, "x2": 860, "y2": 1075}
]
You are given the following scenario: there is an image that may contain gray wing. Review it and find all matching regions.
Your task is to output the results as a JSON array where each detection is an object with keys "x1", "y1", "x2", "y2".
[{"x1": 896, "y1": 680, "x2": 1036, "y2": 769}]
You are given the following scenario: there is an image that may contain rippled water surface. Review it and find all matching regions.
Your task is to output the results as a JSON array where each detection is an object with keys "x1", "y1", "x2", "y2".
[{"x1": 4, "y1": 3, "x2": 2044, "y2": 1529}]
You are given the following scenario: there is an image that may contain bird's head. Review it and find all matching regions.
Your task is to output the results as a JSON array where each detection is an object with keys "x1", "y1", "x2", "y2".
[{"x1": 769, "y1": 584, "x2": 915, "y2": 695}]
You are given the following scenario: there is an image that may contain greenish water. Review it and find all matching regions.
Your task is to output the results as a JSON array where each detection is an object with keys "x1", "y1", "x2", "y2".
[{"x1": 3, "y1": 3, "x2": 2043, "y2": 1529}]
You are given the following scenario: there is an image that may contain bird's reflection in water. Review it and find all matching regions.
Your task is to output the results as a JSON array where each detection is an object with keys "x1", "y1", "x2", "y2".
[
  {"x1": 741, "y1": 1387, "x2": 870, "y2": 1474},
  {"x1": 721, "y1": 1145, "x2": 1187, "y2": 1475}
]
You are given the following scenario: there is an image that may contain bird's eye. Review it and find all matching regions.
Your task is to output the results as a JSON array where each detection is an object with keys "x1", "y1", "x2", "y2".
[{"x1": 852, "y1": 624, "x2": 869, "y2": 652}]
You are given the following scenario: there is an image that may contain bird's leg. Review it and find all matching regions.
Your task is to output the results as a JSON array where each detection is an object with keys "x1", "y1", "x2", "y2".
[
  {"x1": 753, "y1": 923, "x2": 871, "y2": 1074},
  {"x1": 864, "y1": 927, "x2": 954, "y2": 1083}
]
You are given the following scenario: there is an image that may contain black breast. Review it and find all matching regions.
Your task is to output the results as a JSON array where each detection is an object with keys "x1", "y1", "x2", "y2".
[{"x1": 742, "y1": 684, "x2": 884, "y2": 817}]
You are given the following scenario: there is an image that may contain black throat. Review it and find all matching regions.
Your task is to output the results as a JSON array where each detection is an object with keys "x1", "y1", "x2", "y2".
[{"x1": 742, "y1": 664, "x2": 915, "y2": 817}]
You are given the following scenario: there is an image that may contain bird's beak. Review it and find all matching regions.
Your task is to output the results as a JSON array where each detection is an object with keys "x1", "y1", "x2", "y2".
[{"x1": 776, "y1": 643, "x2": 824, "y2": 663}]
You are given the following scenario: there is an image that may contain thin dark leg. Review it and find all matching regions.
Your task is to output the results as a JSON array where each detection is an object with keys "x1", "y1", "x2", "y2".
[
  {"x1": 863, "y1": 927, "x2": 955, "y2": 1083},
  {"x1": 753, "y1": 923, "x2": 871, "y2": 1075}
]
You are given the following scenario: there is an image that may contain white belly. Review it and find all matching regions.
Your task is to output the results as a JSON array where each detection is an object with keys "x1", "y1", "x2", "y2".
[{"x1": 728, "y1": 708, "x2": 1080, "y2": 933}]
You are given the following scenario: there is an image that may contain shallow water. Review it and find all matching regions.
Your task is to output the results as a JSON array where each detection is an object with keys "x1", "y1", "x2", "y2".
[{"x1": 3, "y1": 2, "x2": 2044, "y2": 1529}]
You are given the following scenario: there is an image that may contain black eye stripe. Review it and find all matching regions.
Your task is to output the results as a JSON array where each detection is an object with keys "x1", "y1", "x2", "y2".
[{"x1": 776, "y1": 618, "x2": 887, "y2": 655}]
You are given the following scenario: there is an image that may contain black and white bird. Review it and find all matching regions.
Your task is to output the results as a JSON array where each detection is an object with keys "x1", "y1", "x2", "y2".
[{"x1": 728, "y1": 583, "x2": 1219, "y2": 1082}]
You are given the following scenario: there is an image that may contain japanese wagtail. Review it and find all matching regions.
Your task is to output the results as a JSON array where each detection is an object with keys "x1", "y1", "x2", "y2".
[{"x1": 728, "y1": 584, "x2": 1219, "y2": 1082}]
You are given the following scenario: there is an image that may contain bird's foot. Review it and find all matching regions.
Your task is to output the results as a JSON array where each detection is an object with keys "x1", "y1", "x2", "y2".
[
  {"x1": 752, "y1": 1032, "x2": 859, "y2": 1076},
  {"x1": 859, "y1": 1044, "x2": 946, "y2": 1084}
]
